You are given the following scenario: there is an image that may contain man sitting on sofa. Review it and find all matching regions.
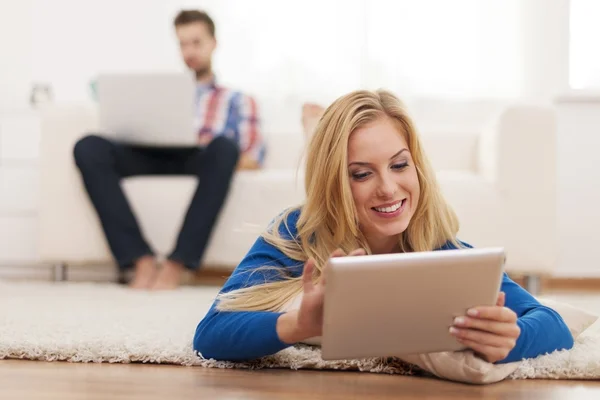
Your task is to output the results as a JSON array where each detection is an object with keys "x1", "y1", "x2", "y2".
[{"x1": 73, "y1": 10, "x2": 265, "y2": 290}]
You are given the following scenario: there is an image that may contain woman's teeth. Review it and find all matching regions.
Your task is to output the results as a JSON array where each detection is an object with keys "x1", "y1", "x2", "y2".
[{"x1": 373, "y1": 200, "x2": 403, "y2": 213}]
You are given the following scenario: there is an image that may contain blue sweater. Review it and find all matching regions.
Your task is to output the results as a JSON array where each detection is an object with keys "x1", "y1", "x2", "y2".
[{"x1": 194, "y1": 209, "x2": 574, "y2": 364}]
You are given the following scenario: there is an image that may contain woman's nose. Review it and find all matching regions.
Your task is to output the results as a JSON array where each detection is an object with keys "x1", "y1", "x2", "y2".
[{"x1": 376, "y1": 174, "x2": 397, "y2": 198}]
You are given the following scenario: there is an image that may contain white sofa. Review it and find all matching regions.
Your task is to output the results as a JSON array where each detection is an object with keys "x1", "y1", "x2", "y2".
[{"x1": 37, "y1": 103, "x2": 556, "y2": 291}]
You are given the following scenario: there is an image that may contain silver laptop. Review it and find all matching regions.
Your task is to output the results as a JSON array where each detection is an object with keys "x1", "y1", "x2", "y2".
[
  {"x1": 96, "y1": 72, "x2": 198, "y2": 147},
  {"x1": 320, "y1": 247, "x2": 505, "y2": 360}
]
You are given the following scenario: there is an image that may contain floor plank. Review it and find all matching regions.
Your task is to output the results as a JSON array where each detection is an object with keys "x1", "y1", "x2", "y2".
[{"x1": 1, "y1": 359, "x2": 599, "y2": 400}]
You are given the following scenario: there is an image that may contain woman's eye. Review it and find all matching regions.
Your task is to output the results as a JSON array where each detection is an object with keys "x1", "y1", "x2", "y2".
[
  {"x1": 392, "y1": 162, "x2": 409, "y2": 170},
  {"x1": 352, "y1": 171, "x2": 370, "y2": 180}
]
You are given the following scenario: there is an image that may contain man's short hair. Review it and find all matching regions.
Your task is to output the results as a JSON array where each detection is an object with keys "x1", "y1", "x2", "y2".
[{"x1": 173, "y1": 10, "x2": 215, "y2": 37}]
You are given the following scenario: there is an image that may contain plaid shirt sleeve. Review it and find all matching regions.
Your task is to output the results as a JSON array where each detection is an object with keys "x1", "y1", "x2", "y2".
[{"x1": 235, "y1": 93, "x2": 266, "y2": 167}]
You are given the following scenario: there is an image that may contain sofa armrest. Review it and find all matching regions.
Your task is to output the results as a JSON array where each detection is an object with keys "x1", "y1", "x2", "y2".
[
  {"x1": 38, "y1": 104, "x2": 100, "y2": 169},
  {"x1": 478, "y1": 105, "x2": 557, "y2": 273},
  {"x1": 37, "y1": 104, "x2": 112, "y2": 264}
]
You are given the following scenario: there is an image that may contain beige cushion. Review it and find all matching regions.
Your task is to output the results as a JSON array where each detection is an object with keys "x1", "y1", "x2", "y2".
[
  {"x1": 537, "y1": 297, "x2": 599, "y2": 339},
  {"x1": 399, "y1": 350, "x2": 520, "y2": 384},
  {"x1": 280, "y1": 294, "x2": 598, "y2": 384}
]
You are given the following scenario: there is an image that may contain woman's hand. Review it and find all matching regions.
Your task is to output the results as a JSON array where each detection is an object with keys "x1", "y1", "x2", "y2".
[
  {"x1": 277, "y1": 248, "x2": 365, "y2": 344},
  {"x1": 449, "y1": 292, "x2": 521, "y2": 363},
  {"x1": 296, "y1": 248, "x2": 366, "y2": 339}
]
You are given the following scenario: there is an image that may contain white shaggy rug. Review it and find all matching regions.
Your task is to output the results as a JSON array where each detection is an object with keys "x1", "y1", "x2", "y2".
[{"x1": 1, "y1": 280, "x2": 600, "y2": 380}]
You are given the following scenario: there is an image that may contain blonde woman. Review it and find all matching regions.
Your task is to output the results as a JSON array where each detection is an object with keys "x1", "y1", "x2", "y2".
[{"x1": 194, "y1": 90, "x2": 573, "y2": 365}]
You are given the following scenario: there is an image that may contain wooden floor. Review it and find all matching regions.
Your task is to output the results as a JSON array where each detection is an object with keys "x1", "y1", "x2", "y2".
[{"x1": 1, "y1": 360, "x2": 599, "y2": 400}]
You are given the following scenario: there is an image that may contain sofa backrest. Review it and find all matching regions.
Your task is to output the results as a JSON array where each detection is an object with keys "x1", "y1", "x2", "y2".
[{"x1": 39, "y1": 103, "x2": 481, "y2": 173}]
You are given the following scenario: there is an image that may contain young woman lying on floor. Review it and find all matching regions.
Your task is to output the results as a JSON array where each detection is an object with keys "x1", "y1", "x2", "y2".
[{"x1": 193, "y1": 89, "x2": 574, "y2": 366}]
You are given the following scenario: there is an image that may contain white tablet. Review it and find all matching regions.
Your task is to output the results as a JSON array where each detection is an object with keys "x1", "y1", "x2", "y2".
[{"x1": 321, "y1": 247, "x2": 505, "y2": 360}]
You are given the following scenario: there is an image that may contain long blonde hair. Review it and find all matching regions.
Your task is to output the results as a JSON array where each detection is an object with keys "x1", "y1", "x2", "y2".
[{"x1": 217, "y1": 89, "x2": 462, "y2": 312}]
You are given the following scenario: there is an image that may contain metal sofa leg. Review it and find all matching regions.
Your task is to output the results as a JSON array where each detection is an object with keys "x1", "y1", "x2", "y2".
[
  {"x1": 523, "y1": 274, "x2": 542, "y2": 295},
  {"x1": 52, "y1": 263, "x2": 67, "y2": 282}
]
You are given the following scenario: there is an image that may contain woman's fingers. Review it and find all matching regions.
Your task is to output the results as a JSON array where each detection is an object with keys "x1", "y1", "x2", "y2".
[
  {"x1": 450, "y1": 325, "x2": 517, "y2": 363},
  {"x1": 451, "y1": 299, "x2": 520, "y2": 364},
  {"x1": 320, "y1": 250, "x2": 345, "y2": 286},
  {"x1": 467, "y1": 305, "x2": 517, "y2": 323},
  {"x1": 330, "y1": 248, "x2": 346, "y2": 258},
  {"x1": 330, "y1": 247, "x2": 366, "y2": 258},
  {"x1": 319, "y1": 247, "x2": 366, "y2": 286},
  {"x1": 450, "y1": 325, "x2": 518, "y2": 348},
  {"x1": 496, "y1": 291, "x2": 506, "y2": 307},
  {"x1": 302, "y1": 258, "x2": 316, "y2": 292},
  {"x1": 349, "y1": 248, "x2": 366, "y2": 256},
  {"x1": 452, "y1": 315, "x2": 521, "y2": 339}
]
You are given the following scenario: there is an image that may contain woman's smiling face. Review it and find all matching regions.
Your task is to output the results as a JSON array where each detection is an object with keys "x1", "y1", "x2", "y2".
[{"x1": 347, "y1": 116, "x2": 420, "y2": 254}]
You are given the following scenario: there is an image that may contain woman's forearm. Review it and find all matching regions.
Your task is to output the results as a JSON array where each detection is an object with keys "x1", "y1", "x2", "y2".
[
  {"x1": 194, "y1": 309, "x2": 292, "y2": 361},
  {"x1": 276, "y1": 310, "x2": 317, "y2": 344},
  {"x1": 276, "y1": 310, "x2": 302, "y2": 344},
  {"x1": 498, "y1": 307, "x2": 574, "y2": 364}
]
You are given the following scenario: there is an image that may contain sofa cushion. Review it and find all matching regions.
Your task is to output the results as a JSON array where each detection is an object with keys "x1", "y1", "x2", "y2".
[{"x1": 123, "y1": 170, "x2": 306, "y2": 268}]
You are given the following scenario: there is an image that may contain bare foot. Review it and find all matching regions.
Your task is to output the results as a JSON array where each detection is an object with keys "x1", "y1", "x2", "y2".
[
  {"x1": 302, "y1": 103, "x2": 325, "y2": 140},
  {"x1": 128, "y1": 256, "x2": 157, "y2": 289},
  {"x1": 151, "y1": 260, "x2": 186, "y2": 291}
]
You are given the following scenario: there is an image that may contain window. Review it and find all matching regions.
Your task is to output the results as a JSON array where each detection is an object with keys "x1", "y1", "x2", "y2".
[{"x1": 569, "y1": 0, "x2": 600, "y2": 89}]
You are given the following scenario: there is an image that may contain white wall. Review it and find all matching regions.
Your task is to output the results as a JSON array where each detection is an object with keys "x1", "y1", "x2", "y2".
[
  {"x1": 518, "y1": 0, "x2": 571, "y2": 102},
  {"x1": 30, "y1": 0, "x2": 188, "y2": 104},
  {"x1": 555, "y1": 93, "x2": 600, "y2": 277},
  {"x1": 0, "y1": 0, "x2": 34, "y2": 110},
  {"x1": 21, "y1": 0, "x2": 569, "y2": 104},
  {"x1": 0, "y1": 0, "x2": 579, "y2": 109}
]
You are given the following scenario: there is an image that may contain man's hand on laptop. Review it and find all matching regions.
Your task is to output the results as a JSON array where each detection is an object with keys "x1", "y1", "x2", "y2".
[{"x1": 198, "y1": 134, "x2": 213, "y2": 147}]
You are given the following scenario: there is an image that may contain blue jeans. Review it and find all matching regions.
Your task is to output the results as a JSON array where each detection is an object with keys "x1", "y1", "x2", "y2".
[{"x1": 73, "y1": 134, "x2": 239, "y2": 272}]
